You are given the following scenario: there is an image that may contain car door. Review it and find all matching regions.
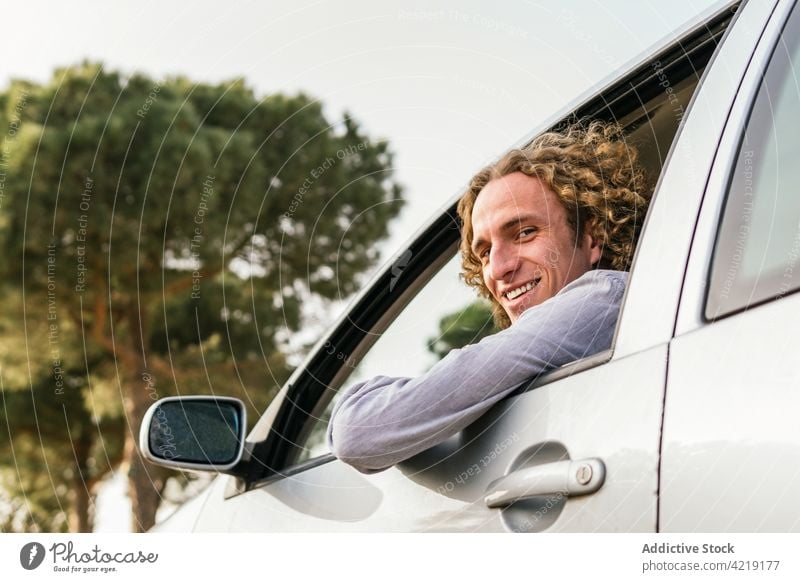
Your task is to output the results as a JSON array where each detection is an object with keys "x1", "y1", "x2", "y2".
[
  {"x1": 661, "y1": 0, "x2": 800, "y2": 532},
  {"x1": 195, "y1": 256, "x2": 668, "y2": 533},
  {"x1": 183, "y1": 3, "x2": 739, "y2": 533}
]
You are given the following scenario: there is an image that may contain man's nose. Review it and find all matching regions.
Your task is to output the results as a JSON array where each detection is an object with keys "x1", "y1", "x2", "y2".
[{"x1": 489, "y1": 242, "x2": 520, "y2": 282}]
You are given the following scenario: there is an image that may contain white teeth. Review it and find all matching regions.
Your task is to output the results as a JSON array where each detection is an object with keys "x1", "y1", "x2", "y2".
[{"x1": 505, "y1": 280, "x2": 536, "y2": 300}]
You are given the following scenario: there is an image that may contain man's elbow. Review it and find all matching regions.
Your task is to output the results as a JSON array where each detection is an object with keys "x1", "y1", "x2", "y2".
[{"x1": 328, "y1": 412, "x2": 392, "y2": 474}]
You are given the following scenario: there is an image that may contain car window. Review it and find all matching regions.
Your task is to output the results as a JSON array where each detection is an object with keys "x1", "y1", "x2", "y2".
[
  {"x1": 293, "y1": 252, "x2": 496, "y2": 464},
  {"x1": 267, "y1": 19, "x2": 725, "y2": 473},
  {"x1": 706, "y1": 4, "x2": 800, "y2": 319}
]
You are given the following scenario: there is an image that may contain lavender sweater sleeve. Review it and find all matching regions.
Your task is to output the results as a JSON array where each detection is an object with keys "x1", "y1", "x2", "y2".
[{"x1": 327, "y1": 269, "x2": 627, "y2": 473}]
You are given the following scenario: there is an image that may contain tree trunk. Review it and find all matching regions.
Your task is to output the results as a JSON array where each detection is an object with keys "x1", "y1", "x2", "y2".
[
  {"x1": 125, "y1": 425, "x2": 163, "y2": 532},
  {"x1": 68, "y1": 426, "x2": 94, "y2": 532},
  {"x1": 122, "y1": 306, "x2": 165, "y2": 533}
]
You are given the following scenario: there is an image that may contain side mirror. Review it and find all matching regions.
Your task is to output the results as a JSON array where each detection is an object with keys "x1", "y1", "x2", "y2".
[{"x1": 139, "y1": 396, "x2": 247, "y2": 474}]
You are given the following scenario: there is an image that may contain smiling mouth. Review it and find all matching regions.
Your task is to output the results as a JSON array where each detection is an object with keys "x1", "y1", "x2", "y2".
[{"x1": 503, "y1": 277, "x2": 541, "y2": 301}]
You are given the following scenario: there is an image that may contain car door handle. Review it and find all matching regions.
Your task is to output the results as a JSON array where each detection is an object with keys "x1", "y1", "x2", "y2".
[{"x1": 484, "y1": 458, "x2": 605, "y2": 508}]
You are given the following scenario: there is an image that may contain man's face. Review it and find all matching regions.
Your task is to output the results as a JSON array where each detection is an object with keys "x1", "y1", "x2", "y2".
[{"x1": 470, "y1": 172, "x2": 601, "y2": 324}]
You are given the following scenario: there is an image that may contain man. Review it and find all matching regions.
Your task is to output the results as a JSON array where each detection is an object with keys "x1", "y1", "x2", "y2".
[{"x1": 328, "y1": 121, "x2": 648, "y2": 473}]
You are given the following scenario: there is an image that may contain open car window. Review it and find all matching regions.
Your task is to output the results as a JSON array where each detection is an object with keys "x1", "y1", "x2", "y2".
[
  {"x1": 285, "y1": 52, "x2": 705, "y2": 466},
  {"x1": 249, "y1": 6, "x2": 737, "y2": 480}
]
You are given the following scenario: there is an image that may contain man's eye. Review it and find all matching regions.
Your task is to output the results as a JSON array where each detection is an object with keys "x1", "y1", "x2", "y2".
[{"x1": 519, "y1": 227, "x2": 537, "y2": 238}]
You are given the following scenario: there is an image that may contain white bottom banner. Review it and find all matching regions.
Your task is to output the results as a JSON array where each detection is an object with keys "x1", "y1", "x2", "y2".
[{"x1": 1, "y1": 533, "x2": 798, "y2": 581}]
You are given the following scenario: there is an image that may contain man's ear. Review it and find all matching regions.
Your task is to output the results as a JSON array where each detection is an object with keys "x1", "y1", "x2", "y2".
[{"x1": 581, "y1": 220, "x2": 602, "y2": 267}]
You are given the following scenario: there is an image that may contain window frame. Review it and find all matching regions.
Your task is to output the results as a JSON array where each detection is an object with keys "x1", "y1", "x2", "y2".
[{"x1": 704, "y1": 0, "x2": 800, "y2": 320}]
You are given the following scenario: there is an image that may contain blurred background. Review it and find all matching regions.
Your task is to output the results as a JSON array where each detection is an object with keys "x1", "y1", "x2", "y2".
[{"x1": 0, "y1": 0, "x2": 717, "y2": 532}]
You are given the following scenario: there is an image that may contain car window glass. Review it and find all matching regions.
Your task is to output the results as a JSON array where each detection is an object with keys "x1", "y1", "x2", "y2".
[
  {"x1": 707, "y1": 5, "x2": 800, "y2": 318},
  {"x1": 294, "y1": 253, "x2": 497, "y2": 463}
]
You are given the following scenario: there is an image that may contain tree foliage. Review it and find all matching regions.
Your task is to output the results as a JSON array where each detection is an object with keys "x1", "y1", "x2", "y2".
[
  {"x1": 0, "y1": 62, "x2": 404, "y2": 531},
  {"x1": 427, "y1": 300, "x2": 499, "y2": 361}
]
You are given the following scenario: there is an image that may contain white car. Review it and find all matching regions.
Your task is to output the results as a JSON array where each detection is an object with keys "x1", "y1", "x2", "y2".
[{"x1": 141, "y1": 0, "x2": 800, "y2": 532}]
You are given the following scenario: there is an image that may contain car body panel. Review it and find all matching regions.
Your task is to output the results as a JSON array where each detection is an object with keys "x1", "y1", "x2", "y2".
[
  {"x1": 663, "y1": 297, "x2": 800, "y2": 531},
  {"x1": 192, "y1": 345, "x2": 666, "y2": 532},
  {"x1": 151, "y1": 484, "x2": 213, "y2": 532}
]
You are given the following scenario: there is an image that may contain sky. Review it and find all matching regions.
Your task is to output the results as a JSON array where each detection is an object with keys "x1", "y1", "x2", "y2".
[
  {"x1": 1, "y1": 0, "x2": 724, "y2": 255},
  {"x1": 0, "y1": 0, "x2": 722, "y2": 531}
]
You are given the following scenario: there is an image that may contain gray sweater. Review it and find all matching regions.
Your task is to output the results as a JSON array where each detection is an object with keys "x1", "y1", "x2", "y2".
[{"x1": 327, "y1": 269, "x2": 627, "y2": 473}]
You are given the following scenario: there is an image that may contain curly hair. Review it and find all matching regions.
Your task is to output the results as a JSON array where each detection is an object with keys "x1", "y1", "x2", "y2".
[{"x1": 457, "y1": 121, "x2": 649, "y2": 329}]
